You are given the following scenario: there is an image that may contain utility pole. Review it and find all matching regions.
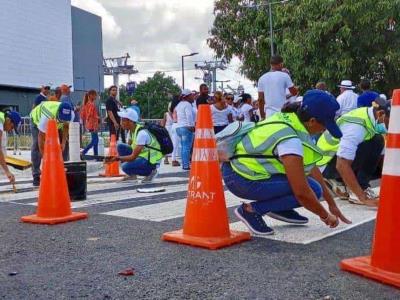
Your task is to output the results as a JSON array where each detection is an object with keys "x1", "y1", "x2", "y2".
[
  {"x1": 216, "y1": 80, "x2": 231, "y2": 92},
  {"x1": 195, "y1": 60, "x2": 227, "y2": 93},
  {"x1": 103, "y1": 53, "x2": 138, "y2": 100}
]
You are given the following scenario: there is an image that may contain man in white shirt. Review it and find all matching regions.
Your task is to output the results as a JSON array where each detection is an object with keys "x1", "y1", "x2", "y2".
[
  {"x1": 175, "y1": 89, "x2": 196, "y2": 170},
  {"x1": 258, "y1": 55, "x2": 298, "y2": 119},
  {"x1": 108, "y1": 108, "x2": 163, "y2": 183},
  {"x1": 336, "y1": 80, "x2": 358, "y2": 116},
  {"x1": 318, "y1": 98, "x2": 390, "y2": 206}
]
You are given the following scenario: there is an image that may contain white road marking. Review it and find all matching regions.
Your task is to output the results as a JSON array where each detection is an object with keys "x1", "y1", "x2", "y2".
[
  {"x1": 0, "y1": 177, "x2": 187, "y2": 203},
  {"x1": 230, "y1": 188, "x2": 379, "y2": 245},
  {"x1": 102, "y1": 192, "x2": 242, "y2": 221}
]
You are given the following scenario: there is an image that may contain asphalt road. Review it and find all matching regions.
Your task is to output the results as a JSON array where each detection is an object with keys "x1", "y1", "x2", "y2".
[{"x1": 0, "y1": 175, "x2": 399, "y2": 299}]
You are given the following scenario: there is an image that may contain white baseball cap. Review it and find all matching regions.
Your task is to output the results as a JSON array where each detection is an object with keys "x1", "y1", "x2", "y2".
[
  {"x1": 117, "y1": 108, "x2": 139, "y2": 123},
  {"x1": 181, "y1": 89, "x2": 194, "y2": 97},
  {"x1": 338, "y1": 80, "x2": 355, "y2": 89}
]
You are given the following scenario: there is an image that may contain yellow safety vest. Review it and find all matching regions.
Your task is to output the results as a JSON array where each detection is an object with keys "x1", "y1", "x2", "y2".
[
  {"x1": 316, "y1": 107, "x2": 376, "y2": 166},
  {"x1": 0, "y1": 112, "x2": 4, "y2": 127},
  {"x1": 30, "y1": 101, "x2": 63, "y2": 129},
  {"x1": 231, "y1": 113, "x2": 323, "y2": 180},
  {"x1": 130, "y1": 125, "x2": 163, "y2": 165}
]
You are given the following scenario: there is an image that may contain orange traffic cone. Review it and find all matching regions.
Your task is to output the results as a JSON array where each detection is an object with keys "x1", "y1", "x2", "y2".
[
  {"x1": 341, "y1": 89, "x2": 400, "y2": 288},
  {"x1": 100, "y1": 134, "x2": 123, "y2": 177},
  {"x1": 21, "y1": 120, "x2": 88, "y2": 224},
  {"x1": 162, "y1": 105, "x2": 251, "y2": 250}
]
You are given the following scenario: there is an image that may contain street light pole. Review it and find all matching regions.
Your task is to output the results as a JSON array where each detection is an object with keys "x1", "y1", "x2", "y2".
[{"x1": 181, "y1": 52, "x2": 199, "y2": 89}]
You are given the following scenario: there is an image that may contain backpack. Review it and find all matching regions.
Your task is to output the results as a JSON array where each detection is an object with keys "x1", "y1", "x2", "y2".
[
  {"x1": 139, "y1": 122, "x2": 173, "y2": 155},
  {"x1": 215, "y1": 121, "x2": 256, "y2": 161}
]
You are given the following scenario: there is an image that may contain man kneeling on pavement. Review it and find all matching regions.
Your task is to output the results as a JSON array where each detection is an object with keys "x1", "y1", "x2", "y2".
[
  {"x1": 317, "y1": 97, "x2": 390, "y2": 206},
  {"x1": 108, "y1": 108, "x2": 161, "y2": 182}
]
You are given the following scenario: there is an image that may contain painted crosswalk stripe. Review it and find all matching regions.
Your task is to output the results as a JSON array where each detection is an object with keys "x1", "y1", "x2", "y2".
[
  {"x1": 103, "y1": 187, "x2": 379, "y2": 245},
  {"x1": 0, "y1": 177, "x2": 188, "y2": 203}
]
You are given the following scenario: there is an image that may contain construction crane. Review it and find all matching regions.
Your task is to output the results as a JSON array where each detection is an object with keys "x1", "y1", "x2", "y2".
[{"x1": 103, "y1": 53, "x2": 138, "y2": 100}]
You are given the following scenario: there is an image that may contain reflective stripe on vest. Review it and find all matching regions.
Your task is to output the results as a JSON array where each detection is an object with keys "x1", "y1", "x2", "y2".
[
  {"x1": 316, "y1": 107, "x2": 376, "y2": 167},
  {"x1": 30, "y1": 102, "x2": 62, "y2": 128},
  {"x1": 130, "y1": 125, "x2": 163, "y2": 165},
  {"x1": 231, "y1": 113, "x2": 323, "y2": 180}
]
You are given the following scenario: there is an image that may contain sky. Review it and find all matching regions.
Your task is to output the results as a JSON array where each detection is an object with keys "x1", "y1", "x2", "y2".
[{"x1": 71, "y1": 0, "x2": 258, "y2": 96}]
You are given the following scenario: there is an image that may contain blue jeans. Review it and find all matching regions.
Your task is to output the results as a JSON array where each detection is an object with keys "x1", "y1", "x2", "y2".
[
  {"x1": 82, "y1": 131, "x2": 99, "y2": 156},
  {"x1": 117, "y1": 143, "x2": 155, "y2": 176},
  {"x1": 176, "y1": 127, "x2": 194, "y2": 169},
  {"x1": 222, "y1": 163, "x2": 322, "y2": 215}
]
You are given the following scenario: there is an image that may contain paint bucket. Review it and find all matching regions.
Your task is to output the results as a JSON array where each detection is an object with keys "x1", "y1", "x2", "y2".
[{"x1": 64, "y1": 161, "x2": 87, "y2": 201}]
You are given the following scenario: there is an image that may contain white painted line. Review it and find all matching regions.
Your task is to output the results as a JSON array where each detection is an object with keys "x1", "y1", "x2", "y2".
[
  {"x1": 0, "y1": 176, "x2": 187, "y2": 203},
  {"x1": 382, "y1": 149, "x2": 400, "y2": 176},
  {"x1": 102, "y1": 191, "x2": 243, "y2": 221},
  {"x1": 230, "y1": 188, "x2": 379, "y2": 245}
]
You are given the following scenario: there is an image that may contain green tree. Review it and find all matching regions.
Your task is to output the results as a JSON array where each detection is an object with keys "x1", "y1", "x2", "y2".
[
  {"x1": 132, "y1": 72, "x2": 181, "y2": 119},
  {"x1": 208, "y1": 0, "x2": 400, "y2": 94}
]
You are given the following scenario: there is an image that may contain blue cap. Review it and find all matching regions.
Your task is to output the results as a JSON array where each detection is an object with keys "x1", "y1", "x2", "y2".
[
  {"x1": 301, "y1": 89, "x2": 342, "y2": 139},
  {"x1": 6, "y1": 111, "x2": 22, "y2": 134},
  {"x1": 57, "y1": 102, "x2": 74, "y2": 122},
  {"x1": 357, "y1": 91, "x2": 379, "y2": 108}
]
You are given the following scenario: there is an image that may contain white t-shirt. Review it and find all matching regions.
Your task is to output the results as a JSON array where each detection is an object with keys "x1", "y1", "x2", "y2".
[
  {"x1": 275, "y1": 138, "x2": 304, "y2": 157},
  {"x1": 175, "y1": 101, "x2": 195, "y2": 128},
  {"x1": 336, "y1": 107, "x2": 375, "y2": 161},
  {"x1": 136, "y1": 129, "x2": 152, "y2": 146},
  {"x1": 211, "y1": 105, "x2": 231, "y2": 126},
  {"x1": 240, "y1": 103, "x2": 253, "y2": 122},
  {"x1": 258, "y1": 71, "x2": 294, "y2": 117},
  {"x1": 229, "y1": 105, "x2": 240, "y2": 120},
  {"x1": 336, "y1": 90, "x2": 358, "y2": 117},
  {"x1": 37, "y1": 112, "x2": 75, "y2": 133}
]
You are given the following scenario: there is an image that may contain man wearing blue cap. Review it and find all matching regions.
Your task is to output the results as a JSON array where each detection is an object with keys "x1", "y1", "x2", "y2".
[
  {"x1": 30, "y1": 101, "x2": 75, "y2": 186},
  {"x1": 222, "y1": 89, "x2": 351, "y2": 236},
  {"x1": 317, "y1": 97, "x2": 390, "y2": 206},
  {"x1": 0, "y1": 111, "x2": 22, "y2": 184}
]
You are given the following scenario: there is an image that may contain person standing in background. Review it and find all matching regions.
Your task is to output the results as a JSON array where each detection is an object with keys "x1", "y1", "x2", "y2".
[
  {"x1": 161, "y1": 102, "x2": 174, "y2": 165},
  {"x1": 211, "y1": 91, "x2": 233, "y2": 134},
  {"x1": 196, "y1": 84, "x2": 211, "y2": 107},
  {"x1": 81, "y1": 90, "x2": 100, "y2": 158},
  {"x1": 239, "y1": 93, "x2": 255, "y2": 122},
  {"x1": 106, "y1": 85, "x2": 125, "y2": 143},
  {"x1": 258, "y1": 55, "x2": 298, "y2": 119},
  {"x1": 33, "y1": 85, "x2": 50, "y2": 108},
  {"x1": 336, "y1": 80, "x2": 358, "y2": 117},
  {"x1": 175, "y1": 89, "x2": 196, "y2": 171}
]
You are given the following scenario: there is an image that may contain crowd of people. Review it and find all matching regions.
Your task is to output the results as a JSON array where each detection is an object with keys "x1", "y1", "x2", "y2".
[{"x1": 0, "y1": 53, "x2": 393, "y2": 237}]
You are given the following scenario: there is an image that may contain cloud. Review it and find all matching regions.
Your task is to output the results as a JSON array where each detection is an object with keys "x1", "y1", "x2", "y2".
[
  {"x1": 96, "y1": 0, "x2": 258, "y2": 96},
  {"x1": 71, "y1": 0, "x2": 121, "y2": 38}
]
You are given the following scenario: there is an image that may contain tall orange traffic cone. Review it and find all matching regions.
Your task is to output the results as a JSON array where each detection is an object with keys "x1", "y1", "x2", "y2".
[
  {"x1": 100, "y1": 134, "x2": 123, "y2": 177},
  {"x1": 21, "y1": 120, "x2": 88, "y2": 224},
  {"x1": 162, "y1": 105, "x2": 251, "y2": 250},
  {"x1": 341, "y1": 89, "x2": 400, "y2": 288}
]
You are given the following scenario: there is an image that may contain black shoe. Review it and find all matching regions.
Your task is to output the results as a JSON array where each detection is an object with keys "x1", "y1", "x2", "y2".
[
  {"x1": 266, "y1": 209, "x2": 309, "y2": 224},
  {"x1": 33, "y1": 178, "x2": 40, "y2": 187}
]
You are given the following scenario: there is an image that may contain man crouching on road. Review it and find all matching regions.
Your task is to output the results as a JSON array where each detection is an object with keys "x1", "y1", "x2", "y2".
[
  {"x1": 107, "y1": 108, "x2": 162, "y2": 183},
  {"x1": 317, "y1": 97, "x2": 390, "y2": 206},
  {"x1": 0, "y1": 111, "x2": 22, "y2": 184}
]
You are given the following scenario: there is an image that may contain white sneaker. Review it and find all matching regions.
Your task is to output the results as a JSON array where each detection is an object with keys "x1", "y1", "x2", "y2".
[
  {"x1": 324, "y1": 179, "x2": 349, "y2": 200},
  {"x1": 141, "y1": 169, "x2": 159, "y2": 183},
  {"x1": 364, "y1": 187, "x2": 379, "y2": 199}
]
